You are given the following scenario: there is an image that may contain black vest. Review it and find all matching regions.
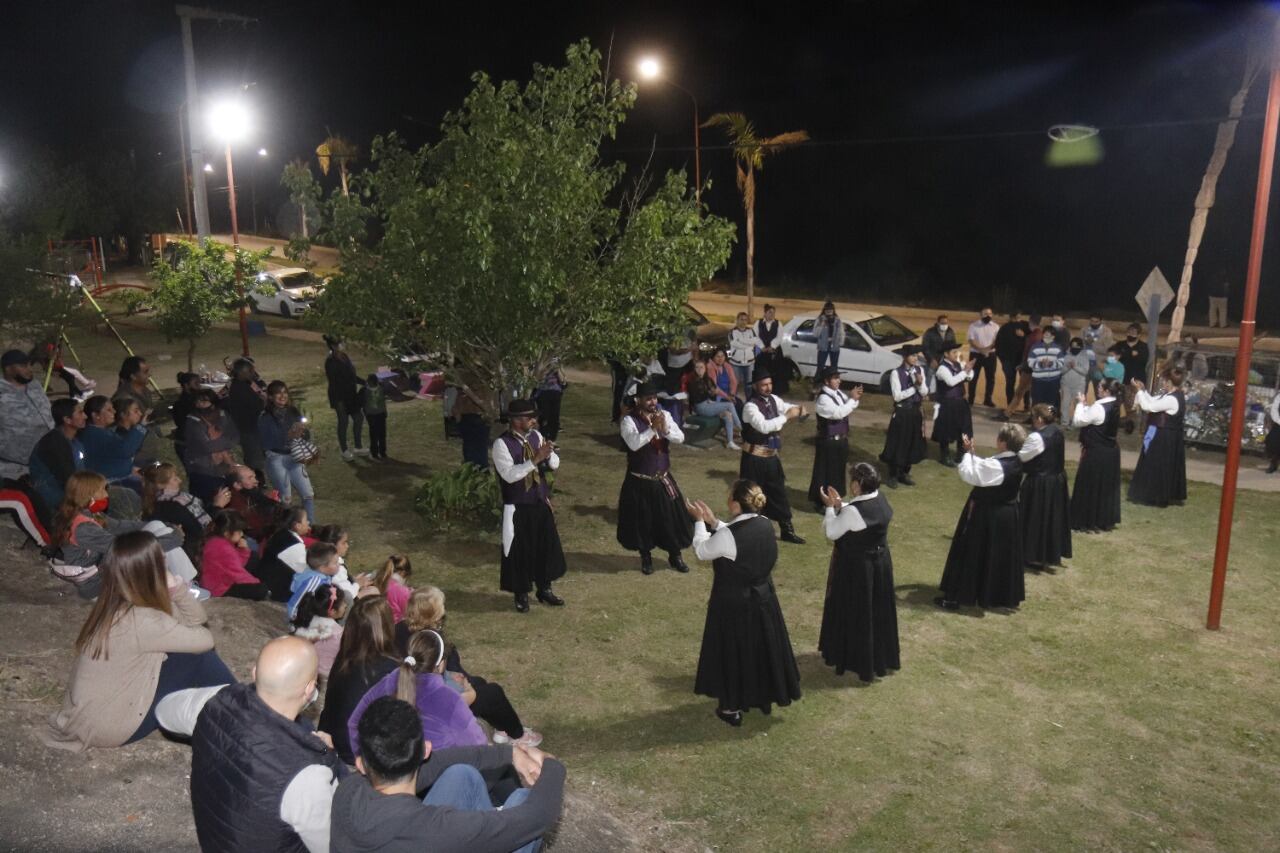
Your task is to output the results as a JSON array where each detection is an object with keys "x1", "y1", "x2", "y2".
[
  {"x1": 191, "y1": 682, "x2": 347, "y2": 853},
  {"x1": 816, "y1": 388, "x2": 851, "y2": 439},
  {"x1": 971, "y1": 455, "x2": 1023, "y2": 505},
  {"x1": 1023, "y1": 424, "x2": 1065, "y2": 476},
  {"x1": 741, "y1": 395, "x2": 783, "y2": 449},
  {"x1": 834, "y1": 493, "x2": 892, "y2": 557},
  {"x1": 1150, "y1": 390, "x2": 1185, "y2": 430},
  {"x1": 261, "y1": 529, "x2": 302, "y2": 571},
  {"x1": 711, "y1": 516, "x2": 779, "y2": 595},
  {"x1": 1080, "y1": 400, "x2": 1120, "y2": 449}
]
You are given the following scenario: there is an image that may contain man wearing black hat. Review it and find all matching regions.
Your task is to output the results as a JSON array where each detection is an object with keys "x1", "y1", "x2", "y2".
[
  {"x1": 492, "y1": 399, "x2": 566, "y2": 612},
  {"x1": 931, "y1": 342, "x2": 976, "y2": 467},
  {"x1": 1, "y1": 350, "x2": 55, "y2": 484},
  {"x1": 617, "y1": 382, "x2": 694, "y2": 574},
  {"x1": 879, "y1": 345, "x2": 929, "y2": 487},
  {"x1": 741, "y1": 364, "x2": 808, "y2": 544},
  {"x1": 807, "y1": 367, "x2": 862, "y2": 511}
]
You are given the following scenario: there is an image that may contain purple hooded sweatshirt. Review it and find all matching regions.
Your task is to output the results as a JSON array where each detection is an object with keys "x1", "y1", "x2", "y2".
[{"x1": 346, "y1": 670, "x2": 487, "y2": 756}]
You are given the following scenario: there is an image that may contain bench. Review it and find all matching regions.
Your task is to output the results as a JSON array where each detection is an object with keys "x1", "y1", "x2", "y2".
[{"x1": 682, "y1": 414, "x2": 723, "y2": 449}]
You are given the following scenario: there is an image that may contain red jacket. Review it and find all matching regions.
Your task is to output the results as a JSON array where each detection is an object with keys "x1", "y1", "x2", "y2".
[{"x1": 201, "y1": 536, "x2": 259, "y2": 597}]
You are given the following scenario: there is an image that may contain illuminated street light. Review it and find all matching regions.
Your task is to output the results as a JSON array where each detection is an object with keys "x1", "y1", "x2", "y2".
[
  {"x1": 203, "y1": 163, "x2": 214, "y2": 173},
  {"x1": 258, "y1": 147, "x2": 268, "y2": 157},
  {"x1": 636, "y1": 56, "x2": 701, "y2": 204},
  {"x1": 638, "y1": 56, "x2": 661, "y2": 80}
]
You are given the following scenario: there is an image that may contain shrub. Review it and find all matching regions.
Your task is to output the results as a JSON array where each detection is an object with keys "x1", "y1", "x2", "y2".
[{"x1": 414, "y1": 464, "x2": 501, "y2": 533}]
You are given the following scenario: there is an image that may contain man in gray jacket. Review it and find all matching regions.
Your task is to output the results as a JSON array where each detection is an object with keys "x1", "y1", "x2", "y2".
[{"x1": 0, "y1": 350, "x2": 54, "y2": 482}]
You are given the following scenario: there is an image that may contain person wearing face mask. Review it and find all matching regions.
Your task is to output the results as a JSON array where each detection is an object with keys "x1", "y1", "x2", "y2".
[
  {"x1": 965, "y1": 307, "x2": 1000, "y2": 408},
  {"x1": 0, "y1": 349, "x2": 55, "y2": 484},
  {"x1": 1078, "y1": 314, "x2": 1114, "y2": 398},
  {"x1": 1118, "y1": 323, "x2": 1149, "y2": 427},
  {"x1": 1026, "y1": 327, "x2": 1065, "y2": 408},
  {"x1": 185, "y1": 389, "x2": 242, "y2": 501},
  {"x1": 1060, "y1": 337, "x2": 1094, "y2": 428},
  {"x1": 995, "y1": 311, "x2": 1031, "y2": 408},
  {"x1": 921, "y1": 314, "x2": 957, "y2": 372}
]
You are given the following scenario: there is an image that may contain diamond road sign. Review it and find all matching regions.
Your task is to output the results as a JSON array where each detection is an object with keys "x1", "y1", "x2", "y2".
[{"x1": 1134, "y1": 266, "x2": 1175, "y2": 314}]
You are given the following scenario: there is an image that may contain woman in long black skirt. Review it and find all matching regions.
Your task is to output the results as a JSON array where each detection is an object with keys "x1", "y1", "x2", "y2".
[
  {"x1": 817, "y1": 462, "x2": 900, "y2": 682},
  {"x1": 1070, "y1": 378, "x2": 1122, "y2": 532},
  {"x1": 1265, "y1": 392, "x2": 1280, "y2": 474},
  {"x1": 1128, "y1": 366, "x2": 1188, "y2": 507},
  {"x1": 880, "y1": 346, "x2": 929, "y2": 487},
  {"x1": 930, "y1": 342, "x2": 974, "y2": 467},
  {"x1": 1018, "y1": 403, "x2": 1072, "y2": 569},
  {"x1": 686, "y1": 480, "x2": 802, "y2": 727},
  {"x1": 935, "y1": 425, "x2": 1027, "y2": 611}
]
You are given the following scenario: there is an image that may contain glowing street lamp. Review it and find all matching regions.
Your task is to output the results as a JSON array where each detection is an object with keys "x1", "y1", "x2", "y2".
[
  {"x1": 637, "y1": 56, "x2": 701, "y2": 205},
  {"x1": 208, "y1": 97, "x2": 253, "y2": 356},
  {"x1": 203, "y1": 163, "x2": 214, "y2": 173}
]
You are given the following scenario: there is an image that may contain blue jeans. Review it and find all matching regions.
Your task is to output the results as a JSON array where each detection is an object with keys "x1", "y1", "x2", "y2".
[
  {"x1": 731, "y1": 363, "x2": 752, "y2": 397},
  {"x1": 265, "y1": 451, "x2": 316, "y2": 522},
  {"x1": 695, "y1": 400, "x2": 741, "y2": 440},
  {"x1": 423, "y1": 765, "x2": 541, "y2": 853},
  {"x1": 127, "y1": 650, "x2": 235, "y2": 743},
  {"x1": 816, "y1": 348, "x2": 840, "y2": 375}
]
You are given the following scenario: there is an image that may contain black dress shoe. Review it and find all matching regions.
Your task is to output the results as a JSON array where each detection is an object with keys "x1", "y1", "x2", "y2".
[
  {"x1": 640, "y1": 553, "x2": 655, "y2": 575},
  {"x1": 983, "y1": 399, "x2": 996, "y2": 408},
  {"x1": 668, "y1": 553, "x2": 690, "y2": 573},
  {"x1": 514, "y1": 593, "x2": 530, "y2": 613},
  {"x1": 779, "y1": 522, "x2": 806, "y2": 545},
  {"x1": 536, "y1": 588, "x2": 565, "y2": 606},
  {"x1": 715, "y1": 708, "x2": 743, "y2": 727},
  {"x1": 899, "y1": 473, "x2": 917, "y2": 486},
  {"x1": 884, "y1": 477, "x2": 898, "y2": 489},
  {"x1": 933, "y1": 596, "x2": 960, "y2": 611}
]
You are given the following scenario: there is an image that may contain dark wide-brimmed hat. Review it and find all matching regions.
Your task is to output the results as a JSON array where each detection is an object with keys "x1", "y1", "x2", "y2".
[
  {"x1": 633, "y1": 380, "x2": 659, "y2": 398},
  {"x1": 818, "y1": 366, "x2": 842, "y2": 381},
  {"x1": 894, "y1": 344, "x2": 925, "y2": 357},
  {"x1": 1, "y1": 349, "x2": 30, "y2": 368},
  {"x1": 751, "y1": 364, "x2": 773, "y2": 384},
  {"x1": 942, "y1": 340, "x2": 963, "y2": 352},
  {"x1": 508, "y1": 399, "x2": 538, "y2": 417}
]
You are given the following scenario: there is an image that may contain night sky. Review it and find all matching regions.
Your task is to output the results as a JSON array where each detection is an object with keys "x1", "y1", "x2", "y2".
[{"x1": 3, "y1": 0, "x2": 1278, "y2": 321}]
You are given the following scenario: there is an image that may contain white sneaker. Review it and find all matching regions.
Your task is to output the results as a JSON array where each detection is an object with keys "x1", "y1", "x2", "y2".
[
  {"x1": 493, "y1": 729, "x2": 543, "y2": 748},
  {"x1": 353, "y1": 447, "x2": 370, "y2": 456},
  {"x1": 341, "y1": 449, "x2": 355, "y2": 461},
  {"x1": 727, "y1": 441, "x2": 741, "y2": 451},
  {"x1": 190, "y1": 584, "x2": 212, "y2": 602}
]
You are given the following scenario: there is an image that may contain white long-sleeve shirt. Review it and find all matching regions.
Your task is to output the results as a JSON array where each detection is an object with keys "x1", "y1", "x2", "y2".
[
  {"x1": 620, "y1": 411, "x2": 685, "y2": 450},
  {"x1": 492, "y1": 430, "x2": 560, "y2": 488},
  {"x1": 692, "y1": 514, "x2": 758, "y2": 561},
  {"x1": 935, "y1": 362, "x2": 973, "y2": 388},
  {"x1": 1134, "y1": 389, "x2": 1180, "y2": 416},
  {"x1": 890, "y1": 366, "x2": 926, "y2": 403},
  {"x1": 822, "y1": 491, "x2": 880, "y2": 540},
  {"x1": 1271, "y1": 393, "x2": 1280, "y2": 425},
  {"x1": 1018, "y1": 431, "x2": 1045, "y2": 462},
  {"x1": 815, "y1": 388, "x2": 858, "y2": 420},
  {"x1": 958, "y1": 450, "x2": 1017, "y2": 487},
  {"x1": 728, "y1": 327, "x2": 763, "y2": 366},
  {"x1": 742, "y1": 395, "x2": 796, "y2": 435},
  {"x1": 1072, "y1": 397, "x2": 1115, "y2": 428}
]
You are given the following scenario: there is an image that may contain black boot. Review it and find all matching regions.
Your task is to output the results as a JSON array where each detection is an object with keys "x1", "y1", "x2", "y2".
[
  {"x1": 939, "y1": 445, "x2": 955, "y2": 468},
  {"x1": 536, "y1": 586, "x2": 565, "y2": 606},
  {"x1": 779, "y1": 520, "x2": 806, "y2": 545},
  {"x1": 640, "y1": 551, "x2": 655, "y2": 575},
  {"x1": 899, "y1": 469, "x2": 917, "y2": 486},
  {"x1": 1268, "y1": 458, "x2": 1279, "y2": 474},
  {"x1": 514, "y1": 593, "x2": 530, "y2": 613},
  {"x1": 668, "y1": 552, "x2": 689, "y2": 573}
]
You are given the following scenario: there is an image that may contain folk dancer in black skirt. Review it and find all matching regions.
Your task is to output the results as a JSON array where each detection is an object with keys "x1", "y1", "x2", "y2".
[
  {"x1": 880, "y1": 345, "x2": 929, "y2": 487},
  {"x1": 1070, "y1": 378, "x2": 1122, "y2": 532},
  {"x1": 492, "y1": 399, "x2": 567, "y2": 613},
  {"x1": 1127, "y1": 365, "x2": 1188, "y2": 508},
  {"x1": 817, "y1": 462, "x2": 900, "y2": 682},
  {"x1": 1017, "y1": 403, "x2": 1072, "y2": 569},
  {"x1": 740, "y1": 364, "x2": 809, "y2": 544},
  {"x1": 617, "y1": 381, "x2": 694, "y2": 575},
  {"x1": 807, "y1": 367, "x2": 862, "y2": 511},
  {"x1": 1267, "y1": 390, "x2": 1280, "y2": 474},
  {"x1": 931, "y1": 342, "x2": 975, "y2": 468},
  {"x1": 935, "y1": 425, "x2": 1028, "y2": 611},
  {"x1": 686, "y1": 480, "x2": 802, "y2": 727}
]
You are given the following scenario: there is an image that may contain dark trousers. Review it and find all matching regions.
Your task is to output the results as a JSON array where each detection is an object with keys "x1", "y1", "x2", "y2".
[
  {"x1": 239, "y1": 429, "x2": 266, "y2": 471},
  {"x1": 127, "y1": 650, "x2": 235, "y2": 743},
  {"x1": 609, "y1": 361, "x2": 628, "y2": 423},
  {"x1": 534, "y1": 391, "x2": 563, "y2": 442},
  {"x1": 469, "y1": 676, "x2": 525, "y2": 739},
  {"x1": 224, "y1": 582, "x2": 270, "y2": 600},
  {"x1": 367, "y1": 413, "x2": 388, "y2": 458},
  {"x1": 459, "y1": 414, "x2": 490, "y2": 468},
  {"x1": 968, "y1": 353, "x2": 998, "y2": 404},
  {"x1": 998, "y1": 357, "x2": 1019, "y2": 407},
  {"x1": 334, "y1": 401, "x2": 364, "y2": 451}
]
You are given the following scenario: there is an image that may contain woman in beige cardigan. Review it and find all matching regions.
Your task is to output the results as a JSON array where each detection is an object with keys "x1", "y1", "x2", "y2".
[{"x1": 44, "y1": 531, "x2": 235, "y2": 751}]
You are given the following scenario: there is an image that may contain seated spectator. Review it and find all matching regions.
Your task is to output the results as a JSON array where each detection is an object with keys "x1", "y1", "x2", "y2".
[
  {"x1": 685, "y1": 357, "x2": 741, "y2": 449},
  {"x1": 154, "y1": 637, "x2": 347, "y2": 852},
  {"x1": 28, "y1": 397, "x2": 86, "y2": 515},
  {"x1": 348, "y1": 628, "x2": 488, "y2": 757},
  {"x1": 320, "y1": 595, "x2": 401, "y2": 764},
  {"x1": 51, "y1": 471, "x2": 205, "y2": 599},
  {"x1": 202, "y1": 511, "x2": 270, "y2": 600},
  {"x1": 290, "y1": 581, "x2": 351, "y2": 678},
  {"x1": 331, "y1": 696, "x2": 564, "y2": 853},
  {"x1": 225, "y1": 358, "x2": 267, "y2": 470},
  {"x1": 370, "y1": 554, "x2": 414, "y2": 622},
  {"x1": 42, "y1": 530, "x2": 234, "y2": 751},
  {"x1": 170, "y1": 371, "x2": 204, "y2": 466},
  {"x1": 259, "y1": 381, "x2": 317, "y2": 522},
  {"x1": 704, "y1": 347, "x2": 739, "y2": 406},
  {"x1": 257, "y1": 506, "x2": 312, "y2": 601},
  {"x1": 287, "y1": 542, "x2": 347, "y2": 619},
  {"x1": 396, "y1": 586, "x2": 541, "y2": 749},
  {"x1": 114, "y1": 355, "x2": 155, "y2": 419},
  {"x1": 311, "y1": 523, "x2": 362, "y2": 600},
  {"x1": 225, "y1": 463, "x2": 283, "y2": 540},
  {"x1": 81, "y1": 395, "x2": 148, "y2": 491},
  {"x1": 142, "y1": 462, "x2": 231, "y2": 564},
  {"x1": 185, "y1": 389, "x2": 241, "y2": 500},
  {"x1": 1, "y1": 349, "x2": 55, "y2": 485}
]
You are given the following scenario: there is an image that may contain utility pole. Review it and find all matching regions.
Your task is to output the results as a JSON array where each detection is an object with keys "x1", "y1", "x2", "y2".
[{"x1": 175, "y1": 4, "x2": 257, "y2": 243}]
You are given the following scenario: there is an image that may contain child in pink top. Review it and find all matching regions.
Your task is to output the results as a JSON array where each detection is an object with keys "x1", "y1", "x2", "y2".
[
  {"x1": 371, "y1": 554, "x2": 414, "y2": 622},
  {"x1": 200, "y1": 512, "x2": 269, "y2": 599}
]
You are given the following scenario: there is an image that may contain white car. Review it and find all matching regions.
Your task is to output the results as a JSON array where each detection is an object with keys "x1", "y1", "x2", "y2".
[
  {"x1": 250, "y1": 268, "x2": 325, "y2": 318},
  {"x1": 777, "y1": 311, "x2": 922, "y2": 387}
]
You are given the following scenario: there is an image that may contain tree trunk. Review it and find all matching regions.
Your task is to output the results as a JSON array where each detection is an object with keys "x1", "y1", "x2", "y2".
[
  {"x1": 745, "y1": 170, "x2": 756, "y2": 318},
  {"x1": 339, "y1": 163, "x2": 350, "y2": 197},
  {"x1": 187, "y1": 338, "x2": 196, "y2": 372},
  {"x1": 300, "y1": 204, "x2": 309, "y2": 239}
]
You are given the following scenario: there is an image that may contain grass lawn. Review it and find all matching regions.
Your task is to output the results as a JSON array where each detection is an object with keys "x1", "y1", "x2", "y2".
[{"x1": 48, "y1": 316, "x2": 1280, "y2": 850}]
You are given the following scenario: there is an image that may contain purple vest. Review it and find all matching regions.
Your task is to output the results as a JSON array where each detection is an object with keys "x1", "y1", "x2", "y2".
[
  {"x1": 896, "y1": 366, "x2": 922, "y2": 407},
  {"x1": 741, "y1": 395, "x2": 783, "y2": 449},
  {"x1": 497, "y1": 431, "x2": 550, "y2": 504},
  {"x1": 626, "y1": 412, "x2": 671, "y2": 475},
  {"x1": 816, "y1": 389, "x2": 850, "y2": 439},
  {"x1": 939, "y1": 360, "x2": 966, "y2": 400}
]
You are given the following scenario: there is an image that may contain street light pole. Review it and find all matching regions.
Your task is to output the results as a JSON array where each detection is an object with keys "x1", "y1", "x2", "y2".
[
  {"x1": 224, "y1": 144, "x2": 250, "y2": 357},
  {"x1": 638, "y1": 58, "x2": 702, "y2": 205}
]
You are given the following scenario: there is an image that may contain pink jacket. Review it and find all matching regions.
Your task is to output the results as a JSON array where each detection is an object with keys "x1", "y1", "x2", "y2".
[
  {"x1": 201, "y1": 536, "x2": 259, "y2": 597},
  {"x1": 386, "y1": 576, "x2": 412, "y2": 623}
]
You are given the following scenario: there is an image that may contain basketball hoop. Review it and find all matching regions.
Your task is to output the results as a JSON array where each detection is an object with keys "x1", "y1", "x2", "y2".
[{"x1": 1048, "y1": 124, "x2": 1100, "y2": 143}]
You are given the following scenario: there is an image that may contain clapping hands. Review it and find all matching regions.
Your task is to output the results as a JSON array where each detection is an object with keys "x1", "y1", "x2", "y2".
[
  {"x1": 960, "y1": 433, "x2": 975, "y2": 454},
  {"x1": 684, "y1": 498, "x2": 718, "y2": 527},
  {"x1": 819, "y1": 485, "x2": 843, "y2": 509}
]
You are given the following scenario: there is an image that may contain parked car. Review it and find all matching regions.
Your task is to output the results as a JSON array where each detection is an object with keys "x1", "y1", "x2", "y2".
[
  {"x1": 682, "y1": 303, "x2": 731, "y2": 355},
  {"x1": 777, "y1": 311, "x2": 921, "y2": 387},
  {"x1": 250, "y1": 268, "x2": 325, "y2": 317}
]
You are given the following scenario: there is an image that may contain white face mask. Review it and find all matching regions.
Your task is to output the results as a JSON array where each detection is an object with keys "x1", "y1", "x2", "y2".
[
  {"x1": 938, "y1": 324, "x2": 949, "y2": 333},
  {"x1": 304, "y1": 684, "x2": 320, "y2": 710}
]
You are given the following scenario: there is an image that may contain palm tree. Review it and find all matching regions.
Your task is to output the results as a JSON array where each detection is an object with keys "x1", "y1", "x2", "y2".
[
  {"x1": 702, "y1": 113, "x2": 808, "y2": 315},
  {"x1": 315, "y1": 133, "x2": 359, "y2": 196}
]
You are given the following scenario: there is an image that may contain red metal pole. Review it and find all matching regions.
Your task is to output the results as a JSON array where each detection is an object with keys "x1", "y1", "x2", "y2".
[
  {"x1": 225, "y1": 145, "x2": 250, "y2": 357},
  {"x1": 1206, "y1": 36, "x2": 1280, "y2": 631},
  {"x1": 693, "y1": 98, "x2": 701, "y2": 206}
]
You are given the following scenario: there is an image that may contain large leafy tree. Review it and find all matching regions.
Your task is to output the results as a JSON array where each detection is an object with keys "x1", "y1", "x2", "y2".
[
  {"x1": 702, "y1": 113, "x2": 808, "y2": 317},
  {"x1": 280, "y1": 159, "x2": 323, "y2": 263},
  {"x1": 316, "y1": 40, "x2": 735, "y2": 411},
  {"x1": 146, "y1": 239, "x2": 271, "y2": 370}
]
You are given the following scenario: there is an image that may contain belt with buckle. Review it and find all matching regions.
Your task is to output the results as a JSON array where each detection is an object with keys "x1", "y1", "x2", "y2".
[{"x1": 742, "y1": 443, "x2": 779, "y2": 458}]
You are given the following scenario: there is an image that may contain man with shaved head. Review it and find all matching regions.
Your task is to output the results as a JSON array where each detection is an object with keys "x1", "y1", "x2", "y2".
[{"x1": 157, "y1": 636, "x2": 347, "y2": 852}]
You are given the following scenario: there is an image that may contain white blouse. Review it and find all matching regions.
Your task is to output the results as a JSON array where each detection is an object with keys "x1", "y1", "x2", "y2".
[
  {"x1": 822, "y1": 491, "x2": 880, "y2": 540},
  {"x1": 958, "y1": 450, "x2": 1017, "y2": 487},
  {"x1": 742, "y1": 395, "x2": 797, "y2": 435},
  {"x1": 692, "y1": 513, "x2": 759, "y2": 561}
]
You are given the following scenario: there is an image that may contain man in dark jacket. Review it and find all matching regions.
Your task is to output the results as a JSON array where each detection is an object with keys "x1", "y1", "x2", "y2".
[
  {"x1": 331, "y1": 697, "x2": 564, "y2": 853},
  {"x1": 994, "y1": 311, "x2": 1031, "y2": 408},
  {"x1": 921, "y1": 314, "x2": 957, "y2": 370},
  {"x1": 324, "y1": 336, "x2": 366, "y2": 461}
]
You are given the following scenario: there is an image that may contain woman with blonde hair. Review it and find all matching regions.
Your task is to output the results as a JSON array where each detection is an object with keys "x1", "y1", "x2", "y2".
[
  {"x1": 394, "y1": 586, "x2": 543, "y2": 748},
  {"x1": 685, "y1": 479, "x2": 802, "y2": 727},
  {"x1": 43, "y1": 531, "x2": 234, "y2": 751},
  {"x1": 141, "y1": 462, "x2": 231, "y2": 563}
]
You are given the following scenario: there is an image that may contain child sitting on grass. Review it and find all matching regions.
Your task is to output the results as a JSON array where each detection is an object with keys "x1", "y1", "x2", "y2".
[{"x1": 369, "y1": 554, "x2": 414, "y2": 622}]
